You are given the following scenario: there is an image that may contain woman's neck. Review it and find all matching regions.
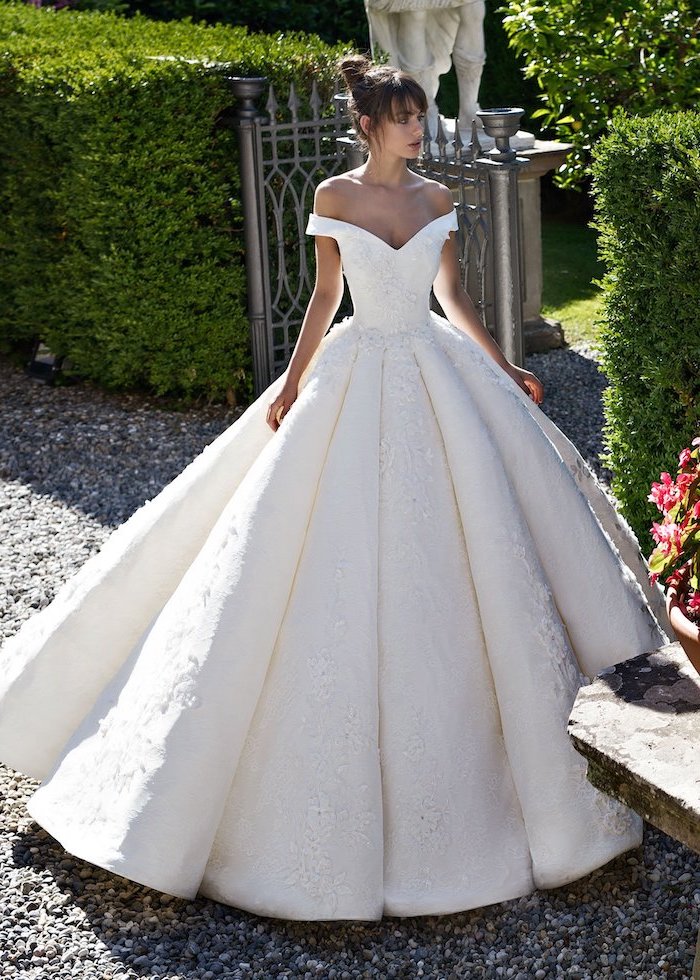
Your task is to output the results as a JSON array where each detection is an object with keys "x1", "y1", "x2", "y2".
[{"x1": 359, "y1": 151, "x2": 412, "y2": 188}]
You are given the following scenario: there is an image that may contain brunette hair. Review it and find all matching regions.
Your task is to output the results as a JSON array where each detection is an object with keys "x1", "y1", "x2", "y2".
[{"x1": 337, "y1": 54, "x2": 428, "y2": 149}]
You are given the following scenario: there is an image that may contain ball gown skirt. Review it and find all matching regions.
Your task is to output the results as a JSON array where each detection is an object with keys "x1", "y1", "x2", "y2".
[{"x1": 0, "y1": 209, "x2": 667, "y2": 921}]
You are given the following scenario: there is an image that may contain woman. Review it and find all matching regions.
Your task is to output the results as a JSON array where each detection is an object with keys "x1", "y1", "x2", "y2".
[{"x1": 0, "y1": 55, "x2": 666, "y2": 922}]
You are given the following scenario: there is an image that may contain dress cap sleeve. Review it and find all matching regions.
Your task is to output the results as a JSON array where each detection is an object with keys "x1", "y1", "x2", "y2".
[{"x1": 306, "y1": 213, "x2": 336, "y2": 236}]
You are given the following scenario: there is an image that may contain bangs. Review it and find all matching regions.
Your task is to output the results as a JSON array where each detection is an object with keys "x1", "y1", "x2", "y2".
[
  {"x1": 384, "y1": 77, "x2": 428, "y2": 121},
  {"x1": 387, "y1": 75, "x2": 428, "y2": 122}
]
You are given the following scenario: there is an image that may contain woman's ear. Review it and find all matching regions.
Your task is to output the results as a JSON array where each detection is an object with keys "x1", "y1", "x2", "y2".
[{"x1": 359, "y1": 114, "x2": 371, "y2": 138}]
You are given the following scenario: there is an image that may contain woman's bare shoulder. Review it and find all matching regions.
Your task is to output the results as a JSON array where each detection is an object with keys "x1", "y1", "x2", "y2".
[
  {"x1": 418, "y1": 176, "x2": 455, "y2": 217},
  {"x1": 313, "y1": 174, "x2": 361, "y2": 218}
]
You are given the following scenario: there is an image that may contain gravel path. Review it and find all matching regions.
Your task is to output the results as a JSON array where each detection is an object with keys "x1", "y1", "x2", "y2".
[{"x1": 1, "y1": 349, "x2": 698, "y2": 979}]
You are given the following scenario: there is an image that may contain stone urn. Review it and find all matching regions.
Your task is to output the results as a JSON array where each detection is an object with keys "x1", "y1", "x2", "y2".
[{"x1": 666, "y1": 573, "x2": 700, "y2": 677}]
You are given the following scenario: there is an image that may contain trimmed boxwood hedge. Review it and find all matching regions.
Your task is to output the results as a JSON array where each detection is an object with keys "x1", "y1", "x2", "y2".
[
  {"x1": 0, "y1": 1, "x2": 347, "y2": 403},
  {"x1": 592, "y1": 109, "x2": 700, "y2": 550}
]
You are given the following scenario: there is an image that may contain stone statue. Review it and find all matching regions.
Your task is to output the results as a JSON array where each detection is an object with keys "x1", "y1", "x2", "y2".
[{"x1": 364, "y1": 0, "x2": 486, "y2": 139}]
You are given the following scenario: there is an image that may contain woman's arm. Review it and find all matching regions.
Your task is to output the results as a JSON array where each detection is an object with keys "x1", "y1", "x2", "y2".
[
  {"x1": 433, "y1": 230, "x2": 544, "y2": 405},
  {"x1": 266, "y1": 202, "x2": 344, "y2": 431}
]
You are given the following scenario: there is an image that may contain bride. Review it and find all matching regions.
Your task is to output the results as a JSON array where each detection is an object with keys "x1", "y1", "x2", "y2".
[{"x1": 0, "y1": 54, "x2": 666, "y2": 922}]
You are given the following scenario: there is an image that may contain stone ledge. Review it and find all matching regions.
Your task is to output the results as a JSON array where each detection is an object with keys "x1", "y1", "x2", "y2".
[
  {"x1": 568, "y1": 642, "x2": 700, "y2": 855},
  {"x1": 524, "y1": 315, "x2": 565, "y2": 353},
  {"x1": 517, "y1": 140, "x2": 574, "y2": 180}
]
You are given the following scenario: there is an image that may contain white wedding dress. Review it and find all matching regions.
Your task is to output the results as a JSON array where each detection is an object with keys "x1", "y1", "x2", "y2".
[{"x1": 0, "y1": 208, "x2": 667, "y2": 921}]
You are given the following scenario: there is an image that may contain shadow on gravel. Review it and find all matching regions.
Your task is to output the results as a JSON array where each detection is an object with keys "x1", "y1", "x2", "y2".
[
  {"x1": 0, "y1": 358, "x2": 239, "y2": 527},
  {"x1": 525, "y1": 346, "x2": 611, "y2": 485},
  {"x1": 8, "y1": 817, "x2": 699, "y2": 979}
]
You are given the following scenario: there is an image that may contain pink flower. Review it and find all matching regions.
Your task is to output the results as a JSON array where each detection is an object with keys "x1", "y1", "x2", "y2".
[
  {"x1": 647, "y1": 440, "x2": 700, "y2": 594},
  {"x1": 648, "y1": 472, "x2": 681, "y2": 513},
  {"x1": 649, "y1": 571, "x2": 659, "y2": 586},
  {"x1": 647, "y1": 486, "x2": 664, "y2": 511},
  {"x1": 677, "y1": 472, "x2": 695, "y2": 496},
  {"x1": 651, "y1": 521, "x2": 682, "y2": 555},
  {"x1": 687, "y1": 592, "x2": 700, "y2": 611}
]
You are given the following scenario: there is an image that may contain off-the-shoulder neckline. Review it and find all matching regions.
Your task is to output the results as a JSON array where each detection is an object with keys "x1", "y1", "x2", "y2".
[{"x1": 307, "y1": 210, "x2": 457, "y2": 252}]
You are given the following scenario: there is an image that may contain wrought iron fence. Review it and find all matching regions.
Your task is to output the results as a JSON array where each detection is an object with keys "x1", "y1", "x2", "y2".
[
  {"x1": 413, "y1": 117, "x2": 493, "y2": 335},
  {"x1": 229, "y1": 76, "x2": 351, "y2": 393}
]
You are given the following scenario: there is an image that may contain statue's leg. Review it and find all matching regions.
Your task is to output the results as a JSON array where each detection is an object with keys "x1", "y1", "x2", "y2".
[
  {"x1": 397, "y1": 11, "x2": 440, "y2": 138},
  {"x1": 453, "y1": 0, "x2": 486, "y2": 133},
  {"x1": 397, "y1": 9, "x2": 430, "y2": 68}
]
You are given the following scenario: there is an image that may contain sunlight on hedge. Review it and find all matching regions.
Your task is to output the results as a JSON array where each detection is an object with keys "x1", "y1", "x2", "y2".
[{"x1": 0, "y1": 1, "x2": 348, "y2": 403}]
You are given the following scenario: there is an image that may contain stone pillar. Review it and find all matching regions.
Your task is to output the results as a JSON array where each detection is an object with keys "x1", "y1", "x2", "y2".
[
  {"x1": 516, "y1": 140, "x2": 573, "y2": 353},
  {"x1": 476, "y1": 108, "x2": 529, "y2": 367}
]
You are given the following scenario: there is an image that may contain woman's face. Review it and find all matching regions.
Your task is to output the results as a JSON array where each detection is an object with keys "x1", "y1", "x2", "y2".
[{"x1": 361, "y1": 100, "x2": 426, "y2": 158}]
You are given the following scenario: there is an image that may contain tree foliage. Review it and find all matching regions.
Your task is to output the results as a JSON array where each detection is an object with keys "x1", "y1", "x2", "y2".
[{"x1": 501, "y1": 0, "x2": 700, "y2": 186}]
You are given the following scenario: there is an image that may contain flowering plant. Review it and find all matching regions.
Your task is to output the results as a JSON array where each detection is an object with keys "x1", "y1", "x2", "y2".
[{"x1": 648, "y1": 438, "x2": 700, "y2": 623}]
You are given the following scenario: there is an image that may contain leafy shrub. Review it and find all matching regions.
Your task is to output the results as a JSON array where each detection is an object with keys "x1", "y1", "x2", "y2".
[
  {"x1": 0, "y1": 1, "x2": 346, "y2": 402},
  {"x1": 592, "y1": 109, "x2": 700, "y2": 549},
  {"x1": 502, "y1": 0, "x2": 700, "y2": 186}
]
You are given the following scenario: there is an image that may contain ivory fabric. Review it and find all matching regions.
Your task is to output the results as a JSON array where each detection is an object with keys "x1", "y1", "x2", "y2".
[{"x1": 0, "y1": 208, "x2": 666, "y2": 921}]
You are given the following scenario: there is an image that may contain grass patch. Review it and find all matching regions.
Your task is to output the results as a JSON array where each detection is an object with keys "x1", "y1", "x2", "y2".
[{"x1": 541, "y1": 217, "x2": 604, "y2": 348}]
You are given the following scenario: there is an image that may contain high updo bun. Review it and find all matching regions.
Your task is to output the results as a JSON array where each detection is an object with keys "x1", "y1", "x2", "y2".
[
  {"x1": 336, "y1": 54, "x2": 428, "y2": 149},
  {"x1": 338, "y1": 54, "x2": 372, "y2": 93}
]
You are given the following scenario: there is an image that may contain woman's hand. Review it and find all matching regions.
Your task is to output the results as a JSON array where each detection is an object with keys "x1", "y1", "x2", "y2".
[
  {"x1": 432, "y1": 225, "x2": 544, "y2": 408},
  {"x1": 266, "y1": 376, "x2": 299, "y2": 432},
  {"x1": 506, "y1": 364, "x2": 544, "y2": 405}
]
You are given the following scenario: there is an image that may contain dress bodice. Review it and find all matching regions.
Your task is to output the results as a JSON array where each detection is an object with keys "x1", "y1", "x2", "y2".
[{"x1": 305, "y1": 210, "x2": 458, "y2": 336}]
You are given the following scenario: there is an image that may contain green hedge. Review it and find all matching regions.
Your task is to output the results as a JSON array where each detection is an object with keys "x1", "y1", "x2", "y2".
[
  {"x1": 0, "y1": 2, "x2": 346, "y2": 403},
  {"x1": 592, "y1": 110, "x2": 700, "y2": 550}
]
